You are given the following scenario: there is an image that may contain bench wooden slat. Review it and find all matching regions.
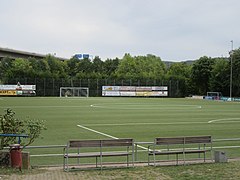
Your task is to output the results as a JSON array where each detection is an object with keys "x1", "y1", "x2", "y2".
[
  {"x1": 69, "y1": 139, "x2": 134, "y2": 147},
  {"x1": 155, "y1": 137, "x2": 184, "y2": 145},
  {"x1": 101, "y1": 139, "x2": 133, "y2": 147},
  {"x1": 69, "y1": 140, "x2": 101, "y2": 148},
  {"x1": 184, "y1": 136, "x2": 211, "y2": 144}
]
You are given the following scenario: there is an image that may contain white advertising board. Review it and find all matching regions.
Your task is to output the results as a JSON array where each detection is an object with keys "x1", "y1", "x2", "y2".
[
  {"x1": 102, "y1": 91, "x2": 120, "y2": 96},
  {"x1": 102, "y1": 86, "x2": 120, "y2": 91},
  {"x1": 120, "y1": 91, "x2": 136, "y2": 96},
  {"x1": 152, "y1": 86, "x2": 168, "y2": 91},
  {"x1": 135, "y1": 87, "x2": 152, "y2": 91},
  {"x1": 119, "y1": 86, "x2": 136, "y2": 91},
  {"x1": 102, "y1": 86, "x2": 168, "y2": 97},
  {"x1": 151, "y1": 91, "x2": 168, "y2": 96},
  {"x1": 136, "y1": 91, "x2": 168, "y2": 96},
  {"x1": 0, "y1": 85, "x2": 36, "y2": 90}
]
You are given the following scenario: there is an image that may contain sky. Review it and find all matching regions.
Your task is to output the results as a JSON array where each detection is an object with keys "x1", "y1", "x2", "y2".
[{"x1": 0, "y1": 0, "x2": 239, "y2": 61}]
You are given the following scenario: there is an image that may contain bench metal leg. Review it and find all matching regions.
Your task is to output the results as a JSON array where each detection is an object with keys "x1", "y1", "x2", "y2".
[
  {"x1": 153, "y1": 153, "x2": 156, "y2": 166},
  {"x1": 176, "y1": 154, "x2": 178, "y2": 165},
  {"x1": 132, "y1": 152, "x2": 135, "y2": 167},
  {"x1": 183, "y1": 152, "x2": 186, "y2": 165},
  {"x1": 63, "y1": 157, "x2": 65, "y2": 171},
  {"x1": 96, "y1": 157, "x2": 98, "y2": 168},
  {"x1": 135, "y1": 145, "x2": 138, "y2": 162},
  {"x1": 210, "y1": 150, "x2": 213, "y2": 162},
  {"x1": 100, "y1": 155, "x2": 103, "y2": 171},
  {"x1": 148, "y1": 154, "x2": 150, "y2": 166},
  {"x1": 64, "y1": 157, "x2": 69, "y2": 172}
]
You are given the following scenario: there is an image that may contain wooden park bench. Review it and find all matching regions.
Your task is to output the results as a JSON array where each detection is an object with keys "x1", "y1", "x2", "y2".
[
  {"x1": 63, "y1": 138, "x2": 134, "y2": 171},
  {"x1": 148, "y1": 136, "x2": 213, "y2": 166}
]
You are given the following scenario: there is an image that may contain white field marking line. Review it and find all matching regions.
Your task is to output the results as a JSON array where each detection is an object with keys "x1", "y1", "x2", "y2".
[
  {"x1": 90, "y1": 104, "x2": 202, "y2": 110},
  {"x1": 83, "y1": 121, "x2": 207, "y2": 127},
  {"x1": 77, "y1": 125, "x2": 149, "y2": 151},
  {"x1": 83, "y1": 118, "x2": 240, "y2": 127},
  {"x1": 0, "y1": 105, "x2": 89, "y2": 108},
  {"x1": 91, "y1": 103, "x2": 200, "y2": 106},
  {"x1": 214, "y1": 145, "x2": 240, "y2": 149},
  {"x1": 77, "y1": 124, "x2": 118, "y2": 139},
  {"x1": 208, "y1": 118, "x2": 240, "y2": 123}
]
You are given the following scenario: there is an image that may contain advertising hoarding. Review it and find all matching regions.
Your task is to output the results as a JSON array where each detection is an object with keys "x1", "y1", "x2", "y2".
[
  {"x1": 0, "y1": 83, "x2": 36, "y2": 96},
  {"x1": 102, "y1": 91, "x2": 121, "y2": 96},
  {"x1": 0, "y1": 90, "x2": 17, "y2": 96},
  {"x1": 102, "y1": 86, "x2": 168, "y2": 97},
  {"x1": 0, "y1": 85, "x2": 36, "y2": 90}
]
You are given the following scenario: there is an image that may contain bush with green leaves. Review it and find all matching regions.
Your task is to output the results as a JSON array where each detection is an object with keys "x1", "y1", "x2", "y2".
[{"x1": 0, "y1": 108, "x2": 46, "y2": 149}]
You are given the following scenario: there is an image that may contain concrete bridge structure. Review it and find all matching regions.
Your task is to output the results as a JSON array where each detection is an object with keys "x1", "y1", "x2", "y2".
[{"x1": 0, "y1": 47, "x2": 68, "y2": 61}]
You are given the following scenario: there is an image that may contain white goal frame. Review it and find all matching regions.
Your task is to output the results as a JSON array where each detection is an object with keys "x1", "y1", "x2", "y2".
[
  {"x1": 60, "y1": 87, "x2": 89, "y2": 97},
  {"x1": 207, "y1": 92, "x2": 222, "y2": 100}
]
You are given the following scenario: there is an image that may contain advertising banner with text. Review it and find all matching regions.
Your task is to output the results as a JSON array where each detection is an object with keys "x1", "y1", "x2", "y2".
[
  {"x1": 102, "y1": 86, "x2": 168, "y2": 97},
  {"x1": 0, "y1": 90, "x2": 17, "y2": 96}
]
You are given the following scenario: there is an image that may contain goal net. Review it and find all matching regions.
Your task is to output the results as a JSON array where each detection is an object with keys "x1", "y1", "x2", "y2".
[
  {"x1": 60, "y1": 87, "x2": 89, "y2": 97},
  {"x1": 207, "y1": 92, "x2": 222, "y2": 100}
]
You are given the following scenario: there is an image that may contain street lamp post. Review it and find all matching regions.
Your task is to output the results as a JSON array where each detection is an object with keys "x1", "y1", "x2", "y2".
[{"x1": 230, "y1": 40, "x2": 233, "y2": 101}]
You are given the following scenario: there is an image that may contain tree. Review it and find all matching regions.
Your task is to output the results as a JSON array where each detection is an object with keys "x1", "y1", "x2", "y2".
[
  {"x1": 75, "y1": 58, "x2": 93, "y2": 78},
  {"x1": 91, "y1": 56, "x2": 105, "y2": 78},
  {"x1": 44, "y1": 55, "x2": 68, "y2": 78},
  {"x1": 138, "y1": 54, "x2": 166, "y2": 79},
  {"x1": 116, "y1": 53, "x2": 138, "y2": 79},
  {"x1": 167, "y1": 62, "x2": 192, "y2": 96},
  {"x1": 92, "y1": 56, "x2": 103, "y2": 72},
  {"x1": 0, "y1": 109, "x2": 46, "y2": 149},
  {"x1": 11, "y1": 58, "x2": 34, "y2": 77},
  {"x1": 209, "y1": 58, "x2": 229, "y2": 96},
  {"x1": 0, "y1": 57, "x2": 14, "y2": 79},
  {"x1": 167, "y1": 62, "x2": 191, "y2": 79},
  {"x1": 103, "y1": 58, "x2": 120, "y2": 78},
  {"x1": 115, "y1": 54, "x2": 166, "y2": 79},
  {"x1": 191, "y1": 56, "x2": 215, "y2": 95},
  {"x1": 28, "y1": 57, "x2": 51, "y2": 78},
  {"x1": 66, "y1": 57, "x2": 80, "y2": 77},
  {"x1": 231, "y1": 48, "x2": 240, "y2": 97}
]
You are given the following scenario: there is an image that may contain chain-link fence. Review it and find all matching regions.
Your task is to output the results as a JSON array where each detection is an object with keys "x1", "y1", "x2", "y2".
[{"x1": 3, "y1": 78, "x2": 182, "y2": 97}]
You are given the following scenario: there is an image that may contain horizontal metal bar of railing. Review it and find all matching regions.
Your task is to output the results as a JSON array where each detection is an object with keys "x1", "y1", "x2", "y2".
[
  {"x1": 2, "y1": 138, "x2": 240, "y2": 159},
  {"x1": 23, "y1": 145, "x2": 66, "y2": 149},
  {"x1": 212, "y1": 138, "x2": 240, "y2": 142}
]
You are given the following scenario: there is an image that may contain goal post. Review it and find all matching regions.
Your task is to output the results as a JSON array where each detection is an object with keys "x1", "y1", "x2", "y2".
[
  {"x1": 207, "y1": 92, "x2": 222, "y2": 100},
  {"x1": 60, "y1": 87, "x2": 89, "y2": 97}
]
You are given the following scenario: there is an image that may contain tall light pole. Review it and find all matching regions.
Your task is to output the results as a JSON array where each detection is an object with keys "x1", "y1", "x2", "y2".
[{"x1": 230, "y1": 40, "x2": 233, "y2": 101}]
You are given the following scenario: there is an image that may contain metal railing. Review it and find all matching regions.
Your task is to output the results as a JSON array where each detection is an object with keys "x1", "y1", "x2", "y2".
[{"x1": 3, "y1": 138, "x2": 240, "y2": 166}]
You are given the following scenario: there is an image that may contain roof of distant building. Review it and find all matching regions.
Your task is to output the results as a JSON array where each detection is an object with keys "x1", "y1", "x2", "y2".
[{"x1": 0, "y1": 47, "x2": 68, "y2": 61}]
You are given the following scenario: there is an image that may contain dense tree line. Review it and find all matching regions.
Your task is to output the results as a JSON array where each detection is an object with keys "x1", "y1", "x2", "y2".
[{"x1": 0, "y1": 49, "x2": 240, "y2": 97}]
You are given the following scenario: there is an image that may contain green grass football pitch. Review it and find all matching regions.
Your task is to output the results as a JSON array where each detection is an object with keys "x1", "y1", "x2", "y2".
[{"x1": 1, "y1": 97, "x2": 240, "y2": 165}]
